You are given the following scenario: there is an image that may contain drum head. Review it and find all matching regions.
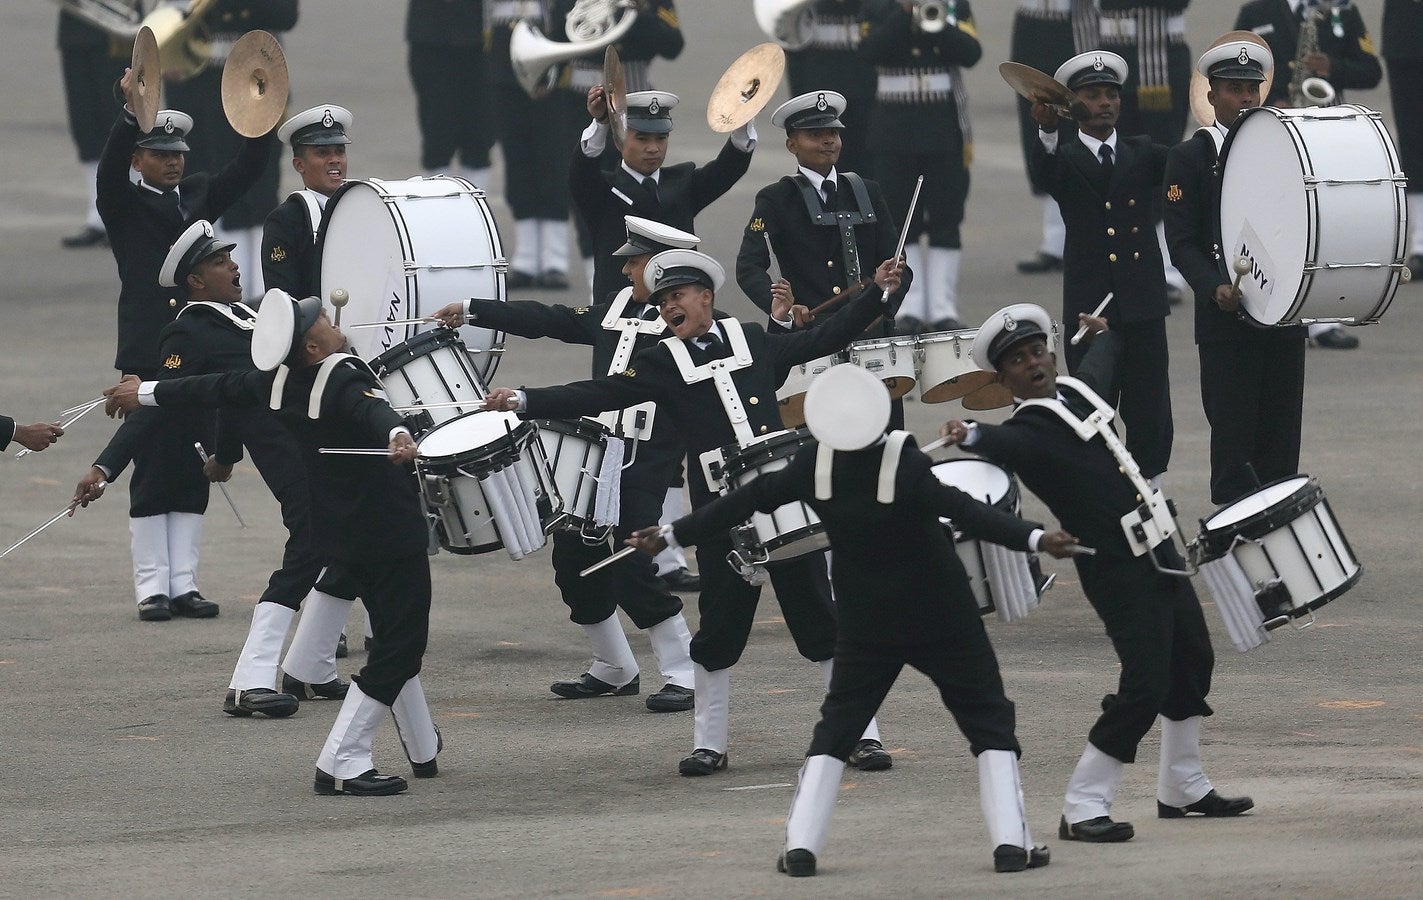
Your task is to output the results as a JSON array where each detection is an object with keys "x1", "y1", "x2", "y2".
[
  {"x1": 1204, "y1": 475, "x2": 1311, "y2": 530},
  {"x1": 930, "y1": 459, "x2": 1013, "y2": 506},
  {"x1": 419, "y1": 411, "x2": 523, "y2": 461}
]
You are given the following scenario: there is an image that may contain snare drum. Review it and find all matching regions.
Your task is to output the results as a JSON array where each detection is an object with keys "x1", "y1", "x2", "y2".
[
  {"x1": 417, "y1": 412, "x2": 561, "y2": 560},
  {"x1": 318, "y1": 176, "x2": 508, "y2": 382},
  {"x1": 719, "y1": 428, "x2": 828, "y2": 564},
  {"x1": 1219, "y1": 105, "x2": 1408, "y2": 327},
  {"x1": 777, "y1": 352, "x2": 842, "y2": 428},
  {"x1": 1194, "y1": 475, "x2": 1361, "y2": 642},
  {"x1": 372, "y1": 329, "x2": 487, "y2": 433},
  {"x1": 930, "y1": 458, "x2": 1041, "y2": 622},
  {"x1": 915, "y1": 329, "x2": 995, "y2": 404},
  {"x1": 847, "y1": 337, "x2": 917, "y2": 399},
  {"x1": 535, "y1": 418, "x2": 614, "y2": 535}
]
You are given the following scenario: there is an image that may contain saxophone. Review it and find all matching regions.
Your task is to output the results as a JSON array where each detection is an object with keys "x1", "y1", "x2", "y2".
[{"x1": 1289, "y1": 3, "x2": 1338, "y2": 107}]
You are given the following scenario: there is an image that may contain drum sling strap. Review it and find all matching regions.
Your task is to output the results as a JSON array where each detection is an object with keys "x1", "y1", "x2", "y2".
[
  {"x1": 291, "y1": 189, "x2": 324, "y2": 242},
  {"x1": 792, "y1": 172, "x2": 876, "y2": 284},
  {"x1": 812, "y1": 431, "x2": 909, "y2": 502},
  {"x1": 1016, "y1": 375, "x2": 1194, "y2": 576},
  {"x1": 596, "y1": 286, "x2": 661, "y2": 445},
  {"x1": 664, "y1": 320, "x2": 756, "y2": 445},
  {"x1": 268, "y1": 353, "x2": 373, "y2": 417},
  {"x1": 177, "y1": 301, "x2": 258, "y2": 330}
]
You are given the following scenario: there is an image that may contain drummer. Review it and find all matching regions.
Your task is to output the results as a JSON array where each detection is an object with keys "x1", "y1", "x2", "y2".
[
  {"x1": 940, "y1": 304, "x2": 1253, "y2": 844},
  {"x1": 430, "y1": 216, "x2": 703, "y2": 714},
  {"x1": 1163, "y1": 41, "x2": 1306, "y2": 506},
  {"x1": 479, "y1": 249, "x2": 904, "y2": 777},
  {"x1": 2, "y1": 415, "x2": 63, "y2": 452},
  {"x1": 627, "y1": 363, "x2": 1076, "y2": 877},
  {"x1": 262, "y1": 104, "x2": 354, "y2": 299}
]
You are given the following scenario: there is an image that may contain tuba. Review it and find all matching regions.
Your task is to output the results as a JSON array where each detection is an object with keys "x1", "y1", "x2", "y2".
[
  {"x1": 753, "y1": 0, "x2": 816, "y2": 52},
  {"x1": 52, "y1": 0, "x2": 219, "y2": 82},
  {"x1": 913, "y1": 0, "x2": 952, "y2": 33},
  {"x1": 510, "y1": 0, "x2": 639, "y2": 97},
  {"x1": 1289, "y1": 4, "x2": 1338, "y2": 107}
]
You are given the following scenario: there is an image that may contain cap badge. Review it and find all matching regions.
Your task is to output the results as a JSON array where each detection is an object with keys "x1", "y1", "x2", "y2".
[
  {"x1": 163, "y1": 115, "x2": 175, "y2": 133},
  {"x1": 322, "y1": 109, "x2": 335, "y2": 128},
  {"x1": 1092, "y1": 55, "x2": 1104, "y2": 71},
  {"x1": 201, "y1": 221, "x2": 214, "y2": 238},
  {"x1": 1237, "y1": 47, "x2": 1251, "y2": 65},
  {"x1": 652, "y1": 263, "x2": 665, "y2": 280},
  {"x1": 1003, "y1": 313, "x2": 1018, "y2": 332},
  {"x1": 648, "y1": 98, "x2": 661, "y2": 115},
  {"x1": 815, "y1": 92, "x2": 827, "y2": 111}
]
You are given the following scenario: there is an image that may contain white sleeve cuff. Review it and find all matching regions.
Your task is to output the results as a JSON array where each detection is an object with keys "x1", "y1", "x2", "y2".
[
  {"x1": 389, "y1": 426, "x2": 412, "y2": 443},
  {"x1": 581, "y1": 120, "x2": 609, "y2": 157},
  {"x1": 1038, "y1": 128, "x2": 1059, "y2": 154},
  {"x1": 1027, "y1": 528, "x2": 1043, "y2": 552},
  {"x1": 772, "y1": 314, "x2": 794, "y2": 329},
  {"x1": 95, "y1": 464, "x2": 113, "y2": 479},
  {"x1": 513, "y1": 389, "x2": 528, "y2": 412},
  {"x1": 731, "y1": 120, "x2": 758, "y2": 153},
  {"x1": 960, "y1": 421, "x2": 981, "y2": 447},
  {"x1": 659, "y1": 522, "x2": 681, "y2": 551},
  {"x1": 138, "y1": 381, "x2": 159, "y2": 406}
]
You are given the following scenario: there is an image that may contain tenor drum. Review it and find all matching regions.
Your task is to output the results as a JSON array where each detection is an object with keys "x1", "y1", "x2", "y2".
[
  {"x1": 915, "y1": 329, "x2": 995, "y2": 404},
  {"x1": 535, "y1": 417, "x2": 614, "y2": 536},
  {"x1": 720, "y1": 428, "x2": 828, "y2": 564},
  {"x1": 777, "y1": 352, "x2": 843, "y2": 428},
  {"x1": 318, "y1": 176, "x2": 508, "y2": 381},
  {"x1": 847, "y1": 337, "x2": 917, "y2": 399},
  {"x1": 1218, "y1": 105, "x2": 1408, "y2": 327},
  {"x1": 1194, "y1": 475, "x2": 1360, "y2": 649},
  {"x1": 417, "y1": 412, "x2": 560, "y2": 560},
  {"x1": 930, "y1": 458, "x2": 1042, "y2": 622},
  {"x1": 372, "y1": 329, "x2": 487, "y2": 433}
]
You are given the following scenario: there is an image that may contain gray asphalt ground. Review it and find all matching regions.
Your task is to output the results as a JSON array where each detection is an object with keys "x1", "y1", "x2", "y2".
[{"x1": 3, "y1": 2, "x2": 1423, "y2": 898}]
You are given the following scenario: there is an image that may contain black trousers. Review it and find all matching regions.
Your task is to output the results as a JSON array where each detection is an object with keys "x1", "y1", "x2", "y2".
[
  {"x1": 408, "y1": 43, "x2": 495, "y2": 172},
  {"x1": 807, "y1": 623, "x2": 1020, "y2": 761},
  {"x1": 551, "y1": 482, "x2": 683, "y2": 629},
  {"x1": 874, "y1": 145, "x2": 969, "y2": 248},
  {"x1": 492, "y1": 84, "x2": 582, "y2": 220},
  {"x1": 252, "y1": 473, "x2": 325, "y2": 610},
  {"x1": 1388, "y1": 58, "x2": 1423, "y2": 187},
  {"x1": 1065, "y1": 317, "x2": 1173, "y2": 479},
  {"x1": 1198, "y1": 337, "x2": 1306, "y2": 505},
  {"x1": 61, "y1": 42, "x2": 127, "y2": 161},
  {"x1": 344, "y1": 550, "x2": 430, "y2": 707},
  {"x1": 1076, "y1": 545, "x2": 1214, "y2": 764}
]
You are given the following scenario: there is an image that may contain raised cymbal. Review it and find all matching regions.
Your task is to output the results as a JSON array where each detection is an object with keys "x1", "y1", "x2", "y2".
[
  {"x1": 999, "y1": 61, "x2": 1075, "y2": 111},
  {"x1": 131, "y1": 25, "x2": 161, "y2": 134},
  {"x1": 706, "y1": 43, "x2": 785, "y2": 133},
  {"x1": 1190, "y1": 31, "x2": 1274, "y2": 127},
  {"x1": 222, "y1": 30, "x2": 289, "y2": 138},
  {"x1": 603, "y1": 46, "x2": 628, "y2": 152}
]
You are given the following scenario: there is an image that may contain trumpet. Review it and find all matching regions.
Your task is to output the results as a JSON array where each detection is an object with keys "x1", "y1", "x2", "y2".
[
  {"x1": 510, "y1": 0, "x2": 639, "y2": 96},
  {"x1": 914, "y1": 0, "x2": 953, "y2": 34},
  {"x1": 753, "y1": 0, "x2": 816, "y2": 51}
]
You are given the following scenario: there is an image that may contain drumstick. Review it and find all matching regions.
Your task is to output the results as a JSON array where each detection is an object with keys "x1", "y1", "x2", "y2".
[
  {"x1": 195, "y1": 444, "x2": 247, "y2": 528},
  {"x1": 580, "y1": 544, "x2": 639, "y2": 577},
  {"x1": 59, "y1": 396, "x2": 105, "y2": 417},
  {"x1": 15, "y1": 399, "x2": 105, "y2": 458},
  {"x1": 1070, "y1": 292, "x2": 1114, "y2": 346},
  {"x1": 318, "y1": 447, "x2": 423, "y2": 456},
  {"x1": 346, "y1": 317, "x2": 433, "y2": 329},
  {"x1": 1, "y1": 505, "x2": 78, "y2": 559},
  {"x1": 391, "y1": 400, "x2": 488, "y2": 411},
  {"x1": 884, "y1": 175, "x2": 925, "y2": 304},
  {"x1": 1067, "y1": 545, "x2": 1097, "y2": 556},
  {"x1": 1231, "y1": 256, "x2": 1252, "y2": 290},
  {"x1": 920, "y1": 435, "x2": 950, "y2": 453},
  {"x1": 330, "y1": 288, "x2": 349, "y2": 327}
]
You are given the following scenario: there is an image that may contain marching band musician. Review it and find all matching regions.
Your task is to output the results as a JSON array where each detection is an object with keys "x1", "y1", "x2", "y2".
[
  {"x1": 104, "y1": 293, "x2": 443, "y2": 797},
  {"x1": 262, "y1": 104, "x2": 354, "y2": 300},
  {"x1": 2, "y1": 416, "x2": 63, "y2": 453},
  {"x1": 940, "y1": 304, "x2": 1253, "y2": 844},
  {"x1": 1384, "y1": 0, "x2": 1423, "y2": 280},
  {"x1": 857, "y1": 0, "x2": 981, "y2": 335},
  {"x1": 480, "y1": 249, "x2": 903, "y2": 777},
  {"x1": 1163, "y1": 41, "x2": 1306, "y2": 506},
  {"x1": 1234, "y1": 0, "x2": 1382, "y2": 350},
  {"x1": 430, "y1": 216, "x2": 701, "y2": 713},
  {"x1": 1029, "y1": 50, "x2": 1174, "y2": 487},
  {"x1": 781, "y1": 0, "x2": 878, "y2": 177},
  {"x1": 628, "y1": 363, "x2": 1075, "y2": 877},
  {"x1": 74, "y1": 223, "x2": 353, "y2": 712},
  {"x1": 573, "y1": 87, "x2": 755, "y2": 307},
  {"x1": 406, "y1": 0, "x2": 496, "y2": 187}
]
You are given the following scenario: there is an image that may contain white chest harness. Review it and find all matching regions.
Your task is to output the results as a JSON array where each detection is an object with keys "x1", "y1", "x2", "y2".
[
  {"x1": 268, "y1": 352, "x2": 386, "y2": 420},
  {"x1": 664, "y1": 319, "x2": 756, "y2": 443},
  {"x1": 594, "y1": 287, "x2": 664, "y2": 444},
  {"x1": 177, "y1": 300, "x2": 258, "y2": 330},
  {"x1": 813, "y1": 432, "x2": 910, "y2": 503},
  {"x1": 291, "y1": 189, "x2": 325, "y2": 241}
]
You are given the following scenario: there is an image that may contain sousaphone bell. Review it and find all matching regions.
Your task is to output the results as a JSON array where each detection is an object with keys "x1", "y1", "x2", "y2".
[
  {"x1": 222, "y1": 30, "x2": 290, "y2": 138},
  {"x1": 706, "y1": 43, "x2": 786, "y2": 133}
]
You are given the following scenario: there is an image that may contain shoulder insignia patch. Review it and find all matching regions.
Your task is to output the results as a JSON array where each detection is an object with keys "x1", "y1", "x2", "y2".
[
  {"x1": 748, "y1": 217, "x2": 765, "y2": 232},
  {"x1": 1359, "y1": 34, "x2": 1377, "y2": 56},
  {"x1": 620, "y1": 367, "x2": 637, "y2": 378},
  {"x1": 163, "y1": 354, "x2": 182, "y2": 369},
  {"x1": 1166, "y1": 184, "x2": 1182, "y2": 202},
  {"x1": 269, "y1": 246, "x2": 287, "y2": 262},
  {"x1": 657, "y1": 6, "x2": 678, "y2": 27},
  {"x1": 575, "y1": 306, "x2": 590, "y2": 315}
]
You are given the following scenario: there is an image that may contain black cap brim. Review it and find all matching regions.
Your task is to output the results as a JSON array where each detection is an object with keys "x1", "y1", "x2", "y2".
[
  {"x1": 988, "y1": 326, "x2": 1049, "y2": 368},
  {"x1": 650, "y1": 270, "x2": 713, "y2": 298},
  {"x1": 1206, "y1": 64, "x2": 1267, "y2": 82},
  {"x1": 136, "y1": 135, "x2": 190, "y2": 152},
  {"x1": 626, "y1": 117, "x2": 674, "y2": 134},
  {"x1": 1068, "y1": 70, "x2": 1123, "y2": 90},
  {"x1": 177, "y1": 235, "x2": 237, "y2": 283},
  {"x1": 785, "y1": 111, "x2": 845, "y2": 131}
]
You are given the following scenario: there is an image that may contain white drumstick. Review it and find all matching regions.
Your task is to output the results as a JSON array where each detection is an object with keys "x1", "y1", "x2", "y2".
[
  {"x1": 1231, "y1": 255, "x2": 1252, "y2": 290},
  {"x1": 1068, "y1": 545, "x2": 1097, "y2": 556},
  {"x1": 1070, "y1": 292, "x2": 1114, "y2": 346},
  {"x1": 346, "y1": 317, "x2": 433, "y2": 329},
  {"x1": 920, "y1": 435, "x2": 950, "y2": 453},
  {"x1": 59, "y1": 396, "x2": 105, "y2": 417},
  {"x1": 580, "y1": 544, "x2": 639, "y2": 577},
  {"x1": 330, "y1": 288, "x2": 349, "y2": 327},
  {"x1": 319, "y1": 447, "x2": 421, "y2": 456},
  {"x1": 1, "y1": 505, "x2": 80, "y2": 559},
  {"x1": 391, "y1": 400, "x2": 487, "y2": 411},
  {"x1": 195, "y1": 443, "x2": 247, "y2": 528},
  {"x1": 15, "y1": 399, "x2": 105, "y2": 458}
]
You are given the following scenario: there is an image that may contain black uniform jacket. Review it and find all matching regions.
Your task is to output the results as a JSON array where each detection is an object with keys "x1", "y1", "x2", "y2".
[
  {"x1": 1235, "y1": 0, "x2": 1382, "y2": 105},
  {"x1": 735, "y1": 173, "x2": 910, "y2": 327},
  {"x1": 261, "y1": 192, "x2": 324, "y2": 300},
  {"x1": 1163, "y1": 128, "x2": 1303, "y2": 345},
  {"x1": 406, "y1": 0, "x2": 483, "y2": 44},
  {"x1": 0, "y1": 415, "x2": 14, "y2": 450},
  {"x1": 1383, "y1": 0, "x2": 1423, "y2": 60},
  {"x1": 97, "y1": 112, "x2": 272, "y2": 372},
  {"x1": 966, "y1": 332, "x2": 1147, "y2": 563},
  {"x1": 572, "y1": 140, "x2": 752, "y2": 303},
  {"x1": 150, "y1": 359, "x2": 427, "y2": 562},
  {"x1": 1030, "y1": 125, "x2": 1169, "y2": 324},
  {"x1": 522, "y1": 283, "x2": 887, "y2": 478},
  {"x1": 673, "y1": 436, "x2": 1038, "y2": 643}
]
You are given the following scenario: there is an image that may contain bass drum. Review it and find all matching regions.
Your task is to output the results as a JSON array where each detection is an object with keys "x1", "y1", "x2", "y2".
[{"x1": 317, "y1": 175, "x2": 507, "y2": 382}]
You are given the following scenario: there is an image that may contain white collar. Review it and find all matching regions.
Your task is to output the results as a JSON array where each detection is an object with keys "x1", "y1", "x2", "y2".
[
  {"x1": 797, "y1": 165, "x2": 839, "y2": 196},
  {"x1": 621, "y1": 162, "x2": 660, "y2": 184},
  {"x1": 693, "y1": 321, "x2": 726, "y2": 349},
  {"x1": 1077, "y1": 129, "x2": 1118, "y2": 159},
  {"x1": 139, "y1": 178, "x2": 180, "y2": 198}
]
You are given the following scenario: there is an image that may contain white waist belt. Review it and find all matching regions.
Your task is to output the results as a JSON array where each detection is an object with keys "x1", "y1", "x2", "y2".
[
  {"x1": 569, "y1": 59, "x2": 650, "y2": 92},
  {"x1": 490, "y1": 0, "x2": 541, "y2": 24},
  {"x1": 1017, "y1": 0, "x2": 1072, "y2": 14},
  {"x1": 877, "y1": 70, "x2": 953, "y2": 103},
  {"x1": 809, "y1": 21, "x2": 860, "y2": 49},
  {"x1": 1099, "y1": 13, "x2": 1186, "y2": 42}
]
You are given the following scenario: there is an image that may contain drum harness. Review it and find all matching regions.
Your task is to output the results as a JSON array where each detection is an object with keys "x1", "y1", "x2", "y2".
[
  {"x1": 790, "y1": 171, "x2": 877, "y2": 285},
  {"x1": 291, "y1": 189, "x2": 325, "y2": 242},
  {"x1": 596, "y1": 286, "x2": 662, "y2": 460},
  {"x1": 177, "y1": 300, "x2": 258, "y2": 330}
]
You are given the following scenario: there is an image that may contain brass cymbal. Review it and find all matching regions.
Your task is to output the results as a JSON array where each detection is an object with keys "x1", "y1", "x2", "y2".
[
  {"x1": 1190, "y1": 31, "x2": 1274, "y2": 128},
  {"x1": 706, "y1": 43, "x2": 785, "y2": 133},
  {"x1": 999, "y1": 61, "x2": 1075, "y2": 111},
  {"x1": 603, "y1": 46, "x2": 628, "y2": 152},
  {"x1": 221, "y1": 30, "x2": 289, "y2": 138},
  {"x1": 131, "y1": 25, "x2": 161, "y2": 133}
]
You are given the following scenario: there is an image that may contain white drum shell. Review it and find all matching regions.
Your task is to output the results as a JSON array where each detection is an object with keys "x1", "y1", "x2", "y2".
[
  {"x1": 535, "y1": 419, "x2": 610, "y2": 530},
  {"x1": 915, "y1": 329, "x2": 995, "y2": 404},
  {"x1": 723, "y1": 430, "x2": 828, "y2": 563},
  {"x1": 930, "y1": 459, "x2": 1039, "y2": 621},
  {"x1": 320, "y1": 176, "x2": 507, "y2": 381},
  {"x1": 847, "y1": 338, "x2": 917, "y2": 399},
  {"x1": 775, "y1": 352, "x2": 843, "y2": 428},
  {"x1": 374, "y1": 332, "x2": 487, "y2": 431}
]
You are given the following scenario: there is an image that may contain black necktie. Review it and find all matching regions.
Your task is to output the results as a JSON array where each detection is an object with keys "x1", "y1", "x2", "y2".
[
  {"x1": 822, "y1": 179, "x2": 838, "y2": 211},
  {"x1": 699, "y1": 331, "x2": 724, "y2": 357},
  {"x1": 1098, "y1": 144, "x2": 1114, "y2": 178},
  {"x1": 642, "y1": 175, "x2": 660, "y2": 205}
]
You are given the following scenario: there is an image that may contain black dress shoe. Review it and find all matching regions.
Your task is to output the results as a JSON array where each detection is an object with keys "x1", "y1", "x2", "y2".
[
  {"x1": 1157, "y1": 789, "x2": 1254, "y2": 818},
  {"x1": 410, "y1": 725, "x2": 443, "y2": 778},
  {"x1": 994, "y1": 843, "x2": 1051, "y2": 872},
  {"x1": 678, "y1": 748, "x2": 727, "y2": 776},
  {"x1": 282, "y1": 672, "x2": 349, "y2": 700},
  {"x1": 1311, "y1": 326, "x2": 1360, "y2": 350},
  {"x1": 536, "y1": 270, "x2": 570, "y2": 290},
  {"x1": 223, "y1": 688, "x2": 299, "y2": 718},
  {"x1": 1016, "y1": 252, "x2": 1064, "y2": 274},
  {"x1": 1059, "y1": 815, "x2": 1134, "y2": 842},
  {"x1": 314, "y1": 768, "x2": 408, "y2": 796},
  {"x1": 506, "y1": 270, "x2": 537, "y2": 289},
  {"x1": 929, "y1": 316, "x2": 964, "y2": 333},
  {"x1": 61, "y1": 226, "x2": 107, "y2": 248},
  {"x1": 846, "y1": 738, "x2": 893, "y2": 771},
  {"x1": 777, "y1": 849, "x2": 816, "y2": 877},
  {"x1": 335, "y1": 632, "x2": 349, "y2": 659},
  {"x1": 645, "y1": 683, "x2": 694, "y2": 712},
  {"x1": 137, "y1": 594, "x2": 171, "y2": 622},
  {"x1": 170, "y1": 591, "x2": 219, "y2": 618},
  {"x1": 661, "y1": 567, "x2": 700, "y2": 592},
  {"x1": 550, "y1": 672, "x2": 639, "y2": 699}
]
